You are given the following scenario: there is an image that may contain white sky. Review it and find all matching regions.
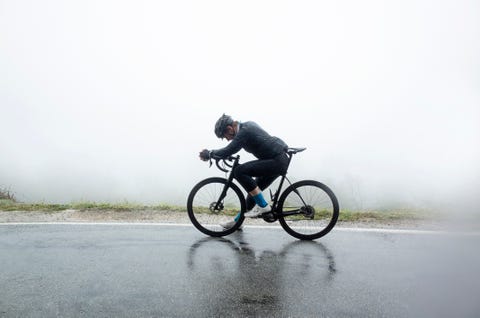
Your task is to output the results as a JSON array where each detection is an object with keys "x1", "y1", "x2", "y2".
[{"x1": 1, "y1": 0, "x2": 479, "y2": 210}]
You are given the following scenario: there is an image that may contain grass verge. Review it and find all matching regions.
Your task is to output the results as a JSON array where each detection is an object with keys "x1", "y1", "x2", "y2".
[
  {"x1": 0, "y1": 200, "x2": 434, "y2": 222},
  {"x1": 0, "y1": 200, "x2": 187, "y2": 213},
  {"x1": 338, "y1": 209, "x2": 434, "y2": 222}
]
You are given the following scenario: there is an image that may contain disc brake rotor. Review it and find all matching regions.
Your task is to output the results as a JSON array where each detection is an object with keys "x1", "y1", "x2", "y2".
[
  {"x1": 300, "y1": 205, "x2": 315, "y2": 219},
  {"x1": 209, "y1": 202, "x2": 224, "y2": 214}
]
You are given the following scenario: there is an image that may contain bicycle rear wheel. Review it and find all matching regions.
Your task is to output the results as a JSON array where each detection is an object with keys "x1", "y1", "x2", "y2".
[
  {"x1": 278, "y1": 180, "x2": 339, "y2": 240},
  {"x1": 187, "y1": 177, "x2": 246, "y2": 237}
]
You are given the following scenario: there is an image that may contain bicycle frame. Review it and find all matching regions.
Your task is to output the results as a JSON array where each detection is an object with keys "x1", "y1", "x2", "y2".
[{"x1": 212, "y1": 153, "x2": 305, "y2": 218}]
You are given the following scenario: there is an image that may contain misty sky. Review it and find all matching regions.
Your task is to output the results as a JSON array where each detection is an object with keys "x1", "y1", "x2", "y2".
[{"x1": 1, "y1": 0, "x2": 479, "y2": 210}]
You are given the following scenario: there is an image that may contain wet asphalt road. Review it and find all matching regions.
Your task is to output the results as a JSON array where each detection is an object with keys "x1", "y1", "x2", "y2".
[{"x1": 0, "y1": 224, "x2": 479, "y2": 318}]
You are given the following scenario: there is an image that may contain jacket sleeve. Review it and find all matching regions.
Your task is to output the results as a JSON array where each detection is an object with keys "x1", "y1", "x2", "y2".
[{"x1": 211, "y1": 134, "x2": 244, "y2": 159}]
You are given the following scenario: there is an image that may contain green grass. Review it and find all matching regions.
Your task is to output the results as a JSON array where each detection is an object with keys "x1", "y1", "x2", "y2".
[
  {"x1": 280, "y1": 209, "x2": 431, "y2": 222},
  {"x1": 0, "y1": 200, "x2": 69, "y2": 212},
  {"x1": 0, "y1": 200, "x2": 187, "y2": 213},
  {"x1": 337, "y1": 209, "x2": 432, "y2": 222}
]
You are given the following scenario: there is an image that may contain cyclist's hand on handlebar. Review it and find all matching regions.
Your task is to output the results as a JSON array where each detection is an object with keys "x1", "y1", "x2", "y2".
[{"x1": 199, "y1": 149, "x2": 211, "y2": 161}]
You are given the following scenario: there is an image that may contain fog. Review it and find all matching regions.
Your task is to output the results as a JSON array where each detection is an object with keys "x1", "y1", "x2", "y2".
[{"x1": 1, "y1": 0, "x2": 479, "y2": 211}]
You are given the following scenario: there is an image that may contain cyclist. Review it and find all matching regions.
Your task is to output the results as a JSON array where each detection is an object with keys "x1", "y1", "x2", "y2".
[{"x1": 199, "y1": 114, "x2": 289, "y2": 229}]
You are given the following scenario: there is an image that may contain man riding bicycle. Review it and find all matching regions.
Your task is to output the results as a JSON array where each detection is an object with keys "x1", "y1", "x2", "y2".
[{"x1": 199, "y1": 114, "x2": 289, "y2": 229}]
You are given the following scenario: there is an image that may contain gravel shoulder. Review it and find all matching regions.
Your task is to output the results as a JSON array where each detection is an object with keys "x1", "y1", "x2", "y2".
[{"x1": 0, "y1": 209, "x2": 455, "y2": 231}]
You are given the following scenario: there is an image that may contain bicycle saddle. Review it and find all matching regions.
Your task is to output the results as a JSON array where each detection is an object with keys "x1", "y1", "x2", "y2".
[{"x1": 286, "y1": 147, "x2": 307, "y2": 155}]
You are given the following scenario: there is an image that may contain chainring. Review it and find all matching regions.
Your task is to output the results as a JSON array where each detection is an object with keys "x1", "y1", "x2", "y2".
[{"x1": 261, "y1": 212, "x2": 278, "y2": 223}]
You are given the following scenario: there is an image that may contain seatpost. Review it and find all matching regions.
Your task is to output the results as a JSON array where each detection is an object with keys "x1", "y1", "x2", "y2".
[
  {"x1": 286, "y1": 152, "x2": 293, "y2": 169},
  {"x1": 271, "y1": 152, "x2": 292, "y2": 211}
]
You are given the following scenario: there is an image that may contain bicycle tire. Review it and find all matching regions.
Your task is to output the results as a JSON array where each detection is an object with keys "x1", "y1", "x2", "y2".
[
  {"x1": 187, "y1": 177, "x2": 246, "y2": 237},
  {"x1": 278, "y1": 180, "x2": 339, "y2": 240}
]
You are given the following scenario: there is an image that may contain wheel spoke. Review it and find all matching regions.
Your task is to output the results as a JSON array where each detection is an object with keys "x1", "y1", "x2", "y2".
[
  {"x1": 187, "y1": 178, "x2": 245, "y2": 237},
  {"x1": 279, "y1": 181, "x2": 338, "y2": 240}
]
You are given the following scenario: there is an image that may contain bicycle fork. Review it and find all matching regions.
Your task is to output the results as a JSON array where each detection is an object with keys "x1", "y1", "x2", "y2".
[{"x1": 213, "y1": 159, "x2": 240, "y2": 211}]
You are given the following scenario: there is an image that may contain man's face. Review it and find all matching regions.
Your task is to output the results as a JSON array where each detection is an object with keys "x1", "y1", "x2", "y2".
[{"x1": 223, "y1": 125, "x2": 235, "y2": 141}]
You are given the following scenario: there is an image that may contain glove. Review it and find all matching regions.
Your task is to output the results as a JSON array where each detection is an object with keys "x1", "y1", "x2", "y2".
[{"x1": 199, "y1": 149, "x2": 211, "y2": 161}]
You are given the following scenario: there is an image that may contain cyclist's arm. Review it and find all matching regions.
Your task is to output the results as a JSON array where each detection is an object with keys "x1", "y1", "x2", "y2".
[{"x1": 211, "y1": 134, "x2": 244, "y2": 159}]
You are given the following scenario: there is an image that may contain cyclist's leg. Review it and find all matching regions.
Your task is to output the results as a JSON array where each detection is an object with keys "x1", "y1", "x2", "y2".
[
  {"x1": 234, "y1": 154, "x2": 288, "y2": 192},
  {"x1": 220, "y1": 158, "x2": 286, "y2": 229},
  {"x1": 245, "y1": 175, "x2": 281, "y2": 210},
  {"x1": 226, "y1": 169, "x2": 282, "y2": 227},
  {"x1": 227, "y1": 164, "x2": 282, "y2": 225},
  {"x1": 235, "y1": 153, "x2": 288, "y2": 215}
]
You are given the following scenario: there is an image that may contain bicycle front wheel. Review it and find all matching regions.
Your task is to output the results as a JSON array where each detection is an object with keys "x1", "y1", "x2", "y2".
[
  {"x1": 278, "y1": 180, "x2": 339, "y2": 240},
  {"x1": 187, "y1": 177, "x2": 246, "y2": 237}
]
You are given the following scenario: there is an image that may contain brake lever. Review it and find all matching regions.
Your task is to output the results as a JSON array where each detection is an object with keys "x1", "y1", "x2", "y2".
[
  {"x1": 216, "y1": 159, "x2": 229, "y2": 173},
  {"x1": 224, "y1": 159, "x2": 233, "y2": 168}
]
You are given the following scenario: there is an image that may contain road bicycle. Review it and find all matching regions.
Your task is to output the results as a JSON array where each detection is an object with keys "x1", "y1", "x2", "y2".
[{"x1": 187, "y1": 148, "x2": 339, "y2": 240}]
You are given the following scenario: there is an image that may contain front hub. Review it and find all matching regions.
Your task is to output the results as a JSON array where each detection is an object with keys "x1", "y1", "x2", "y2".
[{"x1": 209, "y1": 202, "x2": 224, "y2": 214}]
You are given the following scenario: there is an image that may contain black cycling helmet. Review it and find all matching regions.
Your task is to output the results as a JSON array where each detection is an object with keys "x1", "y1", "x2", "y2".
[{"x1": 214, "y1": 114, "x2": 234, "y2": 138}]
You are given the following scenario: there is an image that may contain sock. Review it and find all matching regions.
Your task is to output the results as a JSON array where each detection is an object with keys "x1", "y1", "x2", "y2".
[
  {"x1": 253, "y1": 192, "x2": 268, "y2": 208},
  {"x1": 234, "y1": 211, "x2": 241, "y2": 222}
]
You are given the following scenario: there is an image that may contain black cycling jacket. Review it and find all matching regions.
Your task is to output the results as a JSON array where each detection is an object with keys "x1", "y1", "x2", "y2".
[{"x1": 211, "y1": 121, "x2": 288, "y2": 160}]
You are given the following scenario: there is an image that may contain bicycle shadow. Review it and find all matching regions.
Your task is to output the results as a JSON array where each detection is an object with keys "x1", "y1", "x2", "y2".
[
  {"x1": 277, "y1": 240, "x2": 337, "y2": 282},
  {"x1": 186, "y1": 233, "x2": 337, "y2": 316}
]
